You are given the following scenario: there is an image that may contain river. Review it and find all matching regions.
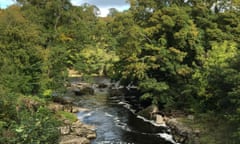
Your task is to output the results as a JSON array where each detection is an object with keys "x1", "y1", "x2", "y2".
[{"x1": 69, "y1": 77, "x2": 178, "y2": 144}]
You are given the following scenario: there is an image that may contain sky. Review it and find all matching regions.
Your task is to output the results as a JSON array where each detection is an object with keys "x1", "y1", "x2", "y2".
[
  {"x1": 0, "y1": 0, "x2": 14, "y2": 8},
  {"x1": 71, "y1": 0, "x2": 130, "y2": 17},
  {"x1": 0, "y1": 0, "x2": 130, "y2": 17}
]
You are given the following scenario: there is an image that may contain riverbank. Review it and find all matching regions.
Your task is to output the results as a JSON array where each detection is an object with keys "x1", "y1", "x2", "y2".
[{"x1": 48, "y1": 102, "x2": 96, "y2": 144}]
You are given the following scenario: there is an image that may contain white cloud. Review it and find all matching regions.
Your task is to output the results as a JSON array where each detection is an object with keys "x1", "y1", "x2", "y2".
[
  {"x1": 71, "y1": 0, "x2": 127, "y2": 7},
  {"x1": 0, "y1": 0, "x2": 129, "y2": 17},
  {"x1": 70, "y1": 0, "x2": 83, "y2": 6},
  {"x1": 99, "y1": 5, "x2": 129, "y2": 17},
  {"x1": 70, "y1": 0, "x2": 130, "y2": 17}
]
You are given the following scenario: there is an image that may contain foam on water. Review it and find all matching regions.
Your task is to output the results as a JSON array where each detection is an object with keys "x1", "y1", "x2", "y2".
[
  {"x1": 104, "y1": 112, "x2": 114, "y2": 117},
  {"x1": 78, "y1": 111, "x2": 94, "y2": 120},
  {"x1": 136, "y1": 115, "x2": 167, "y2": 127},
  {"x1": 157, "y1": 133, "x2": 180, "y2": 144},
  {"x1": 118, "y1": 101, "x2": 136, "y2": 113},
  {"x1": 105, "y1": 113, "x2": 133, "y2": 132},
  {"x1": 115, "y1": 122, "x2": 132, "y2": 132}
]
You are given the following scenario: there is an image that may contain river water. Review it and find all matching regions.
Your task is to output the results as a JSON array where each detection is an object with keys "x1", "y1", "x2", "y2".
[{"x1": 69, "y1": 77, "x2": 178, "y2": 144}]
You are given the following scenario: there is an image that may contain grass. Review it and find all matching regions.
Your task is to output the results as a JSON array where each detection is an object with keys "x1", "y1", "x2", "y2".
[{"x1": 56, "y1": 111, "x2": 78, "y2": 123}]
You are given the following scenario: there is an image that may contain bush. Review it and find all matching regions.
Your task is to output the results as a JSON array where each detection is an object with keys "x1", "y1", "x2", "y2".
[{"x1": 0, "y1": 91, "x2": 61, "y2": 144}]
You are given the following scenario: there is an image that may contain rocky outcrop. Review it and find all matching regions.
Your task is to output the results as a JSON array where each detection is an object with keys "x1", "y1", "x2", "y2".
[
  {"x1": 47, "y1": 101, "x2": 96, "y2": 144},
  {"x1": 137, "y1": 105, "x2": 160, "y2": 120},
  {"x1": 70, "y1": 83, "x2": 94, "y2": 96},
  {"x1": 137, "y1": 105, "x2": 200, "y2": 144},
  {"x1": 59, "y1": 120, "x2": 96, "y2": 144}
]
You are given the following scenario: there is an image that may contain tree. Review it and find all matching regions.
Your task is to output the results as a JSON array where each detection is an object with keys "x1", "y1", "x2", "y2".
[
  {"x1": 0, "y1": 5, "x2": 44, "y2": 94},
  {"x1": 108, "y1": 8, "x2": 119, "y2": 17}
]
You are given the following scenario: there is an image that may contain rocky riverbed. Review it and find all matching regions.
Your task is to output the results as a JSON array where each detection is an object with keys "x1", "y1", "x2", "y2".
[
  {"x1": 48, "y1": 101, "x2": 96, "y2": 144},
  {"x1": 55, "y1": 75, "x2": 201, "y2": 144}
]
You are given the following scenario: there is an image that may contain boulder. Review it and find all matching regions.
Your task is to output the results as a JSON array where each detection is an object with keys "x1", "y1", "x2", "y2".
[
  {"x1": 156, "y1": 114, "x2": 166, "y2": 125},
  {"x1": 53, "y1": 96, "x2": 75, "y2": 105},
  {"x1": 73, "y1": 87, "x2": 94, "y2": 96},
  {"x1": 137, "y1": 105, "x2": 159, "y2": 120},
  {"x1": 73, "y1": 127, "x2": 86, "y2": 136},
  {"x1": 86, "y1": 133, "x2": 97, "y2": 139},
  {"x1": 71, "y1": 121, "x2": 83, "y2": 129},
  {"x1": 82, "y1": 124, "x2": 96, "y2": 131},
  {"x1": 108, "y1": 88, "x2": 126, "y2": 97},
  {"x1": 97, "y1": 83, "x2": 108, "y2": 88},
  {"x1": 59, "y1": 120, "x2": 96, "y2": 144},
  {"x1": 63, "y1": 119, "x2": 72, "y2": 125},
  {"x1": 70, "y1": 121, "x2": 95, "y2": 137}
]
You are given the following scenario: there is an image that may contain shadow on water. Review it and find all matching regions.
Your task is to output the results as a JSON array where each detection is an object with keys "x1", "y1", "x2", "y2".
[{"x1": 69, "y1": 77, "x2": 176, "y2": 144}]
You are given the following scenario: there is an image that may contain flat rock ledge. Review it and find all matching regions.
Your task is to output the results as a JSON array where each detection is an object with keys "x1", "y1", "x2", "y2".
[{"x1": 59, "y1": 120, "x2": 96, "y2": 144}]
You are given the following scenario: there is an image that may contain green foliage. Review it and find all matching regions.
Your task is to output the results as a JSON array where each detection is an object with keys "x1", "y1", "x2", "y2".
[
  {"x1": 74, "y1": 46, "x2": 118, "y2": 76},
  {"x1": 0, "y1": 6, "x2": 43, "y2": 94},
  {"x1": 0, "y1": 91, "x2": 60, "y2": 144},
  {"x1": 42, "y1": 89, "x2": 53, "y2": 99},
  {"x1": 56, "y1": 111, "x2": 78, "y2": 123},
  {"x1": 13, "y1": 107, "x2": 60, "y2": 144},
  {"x1": 192, "y1": 41, "x2": 239, "y2": 110},
  {"x1": 139, "y1": 78, "x2": 171, "y2": 106}
]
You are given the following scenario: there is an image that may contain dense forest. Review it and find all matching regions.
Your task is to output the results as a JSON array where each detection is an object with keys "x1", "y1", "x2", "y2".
[{"x1": 0, "y1": 0, "x2": 240, "y2": 143}]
